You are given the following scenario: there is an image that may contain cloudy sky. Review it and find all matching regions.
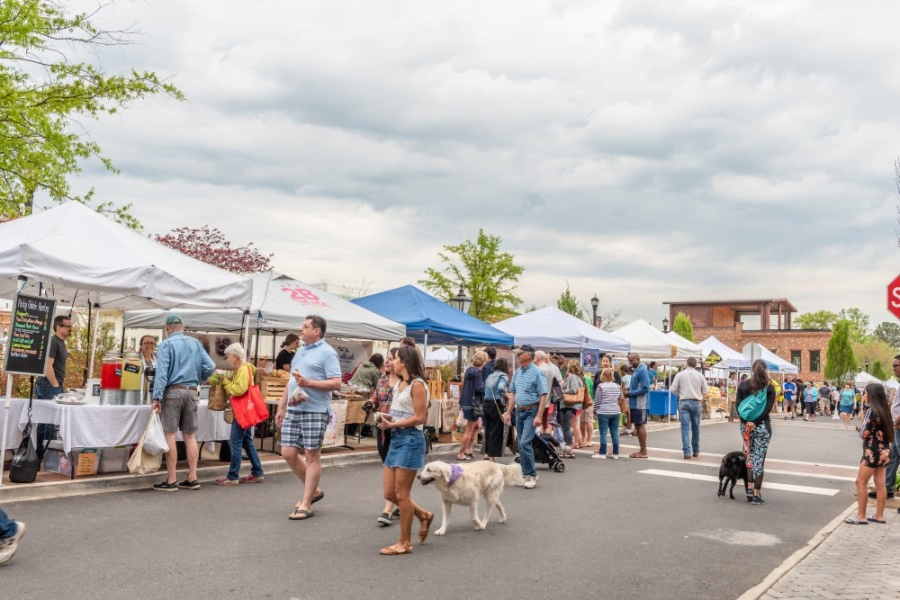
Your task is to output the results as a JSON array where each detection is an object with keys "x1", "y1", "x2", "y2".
[{"x1": 54, "y1": 0, "x2": 900, "y2": 328}]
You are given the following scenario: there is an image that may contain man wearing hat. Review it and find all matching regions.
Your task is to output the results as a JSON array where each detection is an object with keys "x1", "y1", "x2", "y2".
[
  {"x1": 151, "y1": 314, "x2": 216, "y2": 492},
  {"x1": 503, "y1": 345, "x2": 548, "y2": 489}
]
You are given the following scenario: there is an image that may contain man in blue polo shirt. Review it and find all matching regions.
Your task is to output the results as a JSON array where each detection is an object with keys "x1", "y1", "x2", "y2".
[
  {"x1": 276, "y1": 315, "x2": 342, "y2": 520},
  {"x1": 782, "y1": 378, "x2": 796, "y2": 420},
  {"x1": 627, "y1": 353, "x2": 651, "y2": 458},
  {"x1": 503, "y1": 345, "x2": 548, "y2": 489}
]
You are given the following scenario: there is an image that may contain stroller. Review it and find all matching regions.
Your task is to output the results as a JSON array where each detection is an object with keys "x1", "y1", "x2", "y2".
[{"x1": 532, "y1": 433, "x2": 566, "y2": 473}]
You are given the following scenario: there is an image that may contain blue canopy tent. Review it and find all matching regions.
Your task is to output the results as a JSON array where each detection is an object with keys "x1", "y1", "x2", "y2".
[{"x1": 352, "y1": 285, "x2": 514, "y2": 347}]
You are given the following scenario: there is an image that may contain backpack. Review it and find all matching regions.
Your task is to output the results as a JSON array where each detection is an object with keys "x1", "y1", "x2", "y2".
[{"x1": 738, "y1": 386, "x2": 769, "y2": 422}]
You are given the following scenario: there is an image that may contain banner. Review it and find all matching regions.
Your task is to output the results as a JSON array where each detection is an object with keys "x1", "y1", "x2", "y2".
[{"x1": 322, "y1": 398, "x2": 348, "y2": 449}]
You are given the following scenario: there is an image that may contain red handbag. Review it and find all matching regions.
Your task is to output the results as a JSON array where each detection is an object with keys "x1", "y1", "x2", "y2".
[{"x1": 230, "y1": 364, "x2": 269, "y2": 429}]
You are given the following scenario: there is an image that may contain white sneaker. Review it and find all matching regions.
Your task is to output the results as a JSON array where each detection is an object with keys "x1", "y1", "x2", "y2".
[
  {"x1": 610, "y1": 454, "x2": 619, "y2": 459},
  {"x1": 0, "y1": 521, "x2": 25, "y2": 565},
  {"x1": 591, "y1": 453, "x2": 606, "y2": 459},
  {"x1": 523, "y1": 476, "x2": 538, "y2": 489}
]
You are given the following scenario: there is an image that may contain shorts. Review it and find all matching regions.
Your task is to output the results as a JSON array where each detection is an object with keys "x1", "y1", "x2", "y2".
[
  {"x1": 630, "y1": 408, "x2": 648, "y2": 426},
  {"x1": 461, "y1": 406, "x2": 479, "y2": 421},
  {"x1": 839, "y1": 404, "x2": 853, "y2": 414},
  {"x1": 383, "y1": 427, "x2": 426, "y2": 470},
  {"x1": 281, "y1": 410, "x2": 329, "y2": 450},
  {"x1": 160, "y1": 388, "x2": 198, "y2": 434}
]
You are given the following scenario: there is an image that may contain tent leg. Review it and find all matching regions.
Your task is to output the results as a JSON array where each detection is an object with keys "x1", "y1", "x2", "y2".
[
  {"x1": 86, "y1": 304, "x2": 100, "y2": 383},
  {"x1": 83, "y1": 301, "x2": 93, "y2": 386}
]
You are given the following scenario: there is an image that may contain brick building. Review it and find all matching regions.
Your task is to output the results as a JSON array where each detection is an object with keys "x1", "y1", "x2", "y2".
[{"x1": 664, "y1": 299, "x2": 832, "y2": 383}]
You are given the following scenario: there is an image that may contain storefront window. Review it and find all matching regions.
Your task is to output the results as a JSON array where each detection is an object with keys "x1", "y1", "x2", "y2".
[
  {"x1": 791, "y1": 350, "x2": 802, "y2": 371},
  {"x1": 810, "y1": 350, "x2": 821, "y2": 372}
]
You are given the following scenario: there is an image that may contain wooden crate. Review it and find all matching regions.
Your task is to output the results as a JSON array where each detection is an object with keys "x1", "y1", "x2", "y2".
[{"x1": 259, "y1": 376, "x2": 288, "y2": 402}]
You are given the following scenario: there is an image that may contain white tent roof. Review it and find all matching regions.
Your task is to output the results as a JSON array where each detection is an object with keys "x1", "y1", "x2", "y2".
[
  {"x1": 611, "y1": 319, "x2": 698, "y2": 359},
  {"x1": 124, "y1": 271, "x2": 406, "y2": 341},
  {"x1": 698, "y1": 335, "x2": 749, "y2": 370},
  {"x1": 854, "y1": 371, "x2": 884, "y2": 391},
  {"x1": 741, "y1": 343, "x2": 799, "y2": 374},
  {"x1": 425, "y1": 347, "x2": 455, "y2": 366},
  {"x1": 492, "y1": 307, "x2": 630, "y2": 353},
  {"x1": 0, "y1": 202, "x2": 252, "y2": 310},
  {"x1": 665, "y1": 331, "x2": 704, "y2": 359}
]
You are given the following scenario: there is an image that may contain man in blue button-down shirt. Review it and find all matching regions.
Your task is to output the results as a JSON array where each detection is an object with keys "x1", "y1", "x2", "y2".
[
  {"x1": 503, "y1": 345, "x2": 548, "y2": 489},
  {"x1": 151, "y1": 314, "x2": 216, "y2": 492}
]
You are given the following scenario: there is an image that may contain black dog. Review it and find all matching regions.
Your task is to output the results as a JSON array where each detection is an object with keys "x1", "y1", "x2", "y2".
[{"x1": 717, "y1": 451, "x2": 748, "y2": 499}]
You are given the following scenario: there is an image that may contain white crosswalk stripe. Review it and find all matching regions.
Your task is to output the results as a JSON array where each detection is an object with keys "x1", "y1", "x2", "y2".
[{"x1": 638, "y1": 468, "x2": 840, "y2": 496}]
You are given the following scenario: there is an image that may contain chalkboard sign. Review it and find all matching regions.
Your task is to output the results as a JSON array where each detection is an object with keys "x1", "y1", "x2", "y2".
[{"x1": 3, "y1": 293, "x2": 56, "y2": 376}]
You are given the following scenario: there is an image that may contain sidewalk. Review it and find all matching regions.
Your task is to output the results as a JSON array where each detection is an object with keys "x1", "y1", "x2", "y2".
[{"x1": 746, "y1": 500, "x2": 900, "y2": 599}]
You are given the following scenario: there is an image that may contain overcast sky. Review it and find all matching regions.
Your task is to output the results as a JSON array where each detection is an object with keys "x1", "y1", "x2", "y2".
[{"x1": 54, "y1": 0, "x2": 900, "y2": 329}]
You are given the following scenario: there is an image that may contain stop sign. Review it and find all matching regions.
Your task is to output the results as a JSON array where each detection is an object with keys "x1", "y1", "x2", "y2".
[{"x1": 888, "y1": 274, "x2": 900, "y2": 320}]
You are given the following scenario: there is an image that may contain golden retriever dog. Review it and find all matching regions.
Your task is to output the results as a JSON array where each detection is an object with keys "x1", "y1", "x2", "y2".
[{"x1": 417, "y1": 460, "x2": 523, "y2": 535}]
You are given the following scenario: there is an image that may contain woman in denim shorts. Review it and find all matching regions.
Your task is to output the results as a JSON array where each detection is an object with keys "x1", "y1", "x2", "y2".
[{"x1": 377, "y1": 345, "x2": 434, "y2": 555}]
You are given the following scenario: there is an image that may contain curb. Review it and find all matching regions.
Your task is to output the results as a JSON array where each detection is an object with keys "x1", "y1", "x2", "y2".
[
  {"x1": 736, "y1": 502, "x2": 857, "y2": 600},
  {"x1": 0, "y1": 444, "x2": 460, "y2": 504}
]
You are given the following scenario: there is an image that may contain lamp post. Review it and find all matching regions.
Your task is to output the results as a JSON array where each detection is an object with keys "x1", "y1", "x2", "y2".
[
  {"x1": 865, "y1": 360, "x2": 869, "y2": 373},
  {"x1": 591, "y1": 294, "x2": 600, "y2": 328},
  {"x1": 662, "y1": 316, "x2": 669, "y2": 333},
  {"x1": 449, "y1": 286, "x2": 472, "y2": 379}
]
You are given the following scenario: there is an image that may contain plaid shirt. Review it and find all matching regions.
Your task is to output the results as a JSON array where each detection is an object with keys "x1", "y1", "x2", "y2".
[{"x1": 510, "y1": 363, "x2": 548, "y2": 407}]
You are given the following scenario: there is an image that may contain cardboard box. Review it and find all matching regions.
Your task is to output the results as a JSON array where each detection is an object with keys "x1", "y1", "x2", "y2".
[
  {"x1": 99, "y1": 446, "x2": 131, "y2": 474},
  {"x1": 43, "y1": 445, "x2": 100, "y2": 477}
]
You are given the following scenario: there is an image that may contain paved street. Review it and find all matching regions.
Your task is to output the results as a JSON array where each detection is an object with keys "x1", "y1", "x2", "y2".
[{"x1": 0, "y1": 418, "x2": 883, "y2": 600}]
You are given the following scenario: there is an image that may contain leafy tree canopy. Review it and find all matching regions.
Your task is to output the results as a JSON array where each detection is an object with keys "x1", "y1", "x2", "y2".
[
  {"x1": 0, "y1": 0, "x2": 184, "y2": 228},
  {"x1": 420, "y1": 229, "x2": 524, "y2": 322},
  {"x1": 872, "y1": 321, "x2": 900, "y2": 349},
  {"x1": 825, "y1": 320, "x2": 857, "y2": 384},
  {"x1": 556, "y1": 281, "x2": 584, "y2": 320},
  {"x1": 673, "y1": 312, "x2": 694, "y2": 342},
  {"x1": 155, "y1": 226, "x2": 272, "y2": 274}
]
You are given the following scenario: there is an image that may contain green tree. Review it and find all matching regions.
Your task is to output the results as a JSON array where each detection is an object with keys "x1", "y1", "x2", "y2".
[
  {"x1": 420, "y1": 229, "x2": 524, "y2": 321},
  {"x1": 836, "y1": 308, "x2": 870, "y2": 343},
  {"x1": 871, "y1": 360, "x2": 889, "y2": 381},
  {"x1": 672, "y1": 312, "x2": 694, "y2": 341},
  {"x1": 872, "y1": 321, "x2": 900, "y2": 349},
  {"x1": 851, "y1": 339, "x2": 896, "y2": 378},
  {"x1": 0, "y1": 0, "x2": 184, "y2": 228},
  {"x1": 825, "y1": 320, "x2": 858, "y2": 384},
  {"x1": 794, "y1": 310, "x2": 838, "y2": 330},
  {"x1": 556, "y1": 281, "x2": 584, "y2": 320}
]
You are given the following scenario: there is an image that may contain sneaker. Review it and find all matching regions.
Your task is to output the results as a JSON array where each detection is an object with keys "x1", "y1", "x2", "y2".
[
  {"x1": 610, "y1": 454, "x2": 619, "y2": 460},
  {"x1": 523, "y1": 476, "x2": 538, "y2": 489},
  {"x1": 377, "y1": 512, "x2": 392, "y2": 527},
  {"x1": 390, "y1": 507, "x2": 401, "y2": 520},
  {"x1": 152, "y1": 480, "x2": 178, "y2": 492},
  {"x1": 215, "y1": 478, "x2": 239, "y2": 486},
  {"x1": 751, "y1": 496, "x2": 762, "y2": 506},
  {"x1": 239, "y1": 474, "x2": 265, "y2": 483},
  {"x1": 0, "y1": 522, "x2": 25, "y2": 565},
  {"x1": 177, "y1": 479, "x2": 200, "y2": 490},
  {"x1": 591, "y1": 453, "x2": 606, "y2": 459}
]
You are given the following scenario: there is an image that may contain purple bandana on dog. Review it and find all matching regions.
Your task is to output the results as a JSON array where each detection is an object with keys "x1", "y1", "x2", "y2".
[{"x1": 448, "y1": 464, "x2": 464, "y2": 485}]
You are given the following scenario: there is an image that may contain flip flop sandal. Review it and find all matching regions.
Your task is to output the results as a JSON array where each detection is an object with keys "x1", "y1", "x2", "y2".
[
  {"x1": 312, "y1": 490, "x2": 325, "y2": 504},
  {"x1": 844, "y1": 516, "x2": 868, "y2": 525},
  {"x1": 418, "y1": 511, "x2": 434, "y2": 544},
  {"x1": 629, "y1": 453, "x2": 648, "y2": 459},
  {"x1": 379, "y1": 542, "x2": 413, "y2": 555},
  {"x1": 289, "y1": 508, "x2": 314, "y2": 521},
  {"x1": 869, "y1": 516, "x2": 887, "y2": 524}
]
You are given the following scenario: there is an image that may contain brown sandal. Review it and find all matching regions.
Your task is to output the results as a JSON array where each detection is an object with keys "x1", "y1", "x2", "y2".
[
  {"x1": 379, "y1": 542, "x2": 413, "y2": 555},
  {"x1": 418, "y1": 511, "x2": 434, "y2": 544}
]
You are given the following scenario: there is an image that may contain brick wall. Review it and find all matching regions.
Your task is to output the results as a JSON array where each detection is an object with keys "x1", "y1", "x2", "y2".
[{"x1": 695, "y1": 326, "x2": 832, "y2": 383}]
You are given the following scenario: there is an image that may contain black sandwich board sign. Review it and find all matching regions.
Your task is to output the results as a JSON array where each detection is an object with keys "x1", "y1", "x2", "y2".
[{"x1": 3, "y1": 293, "x2": 56, "y2": 376}]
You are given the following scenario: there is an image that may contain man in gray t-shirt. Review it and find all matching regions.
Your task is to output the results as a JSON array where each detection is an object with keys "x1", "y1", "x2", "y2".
[{"x1": 36, "y1": 315, "x2": 73, "y2": 456}]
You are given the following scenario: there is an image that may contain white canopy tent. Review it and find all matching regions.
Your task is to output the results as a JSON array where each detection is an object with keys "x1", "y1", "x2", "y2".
[
  {"x1": 742, "y1": 343, "x2": 798, "y2": 374},
  {"x1": 611, "y1": 319, "x2": 701, "y2": 360},
  {"x1": 493, "y1": 307, "x2": 630, "y2": 353},
  {"x1": 665, "y1": 331, "x2": 704, "y2": 360},
  {"x1": 854, "y1": 371, "x2": 884, "y2": 391},
  {"x1": 0, "y1": 202, "x2": 254, "y2": 486},
  {"x1": 698, "y1": 335, "x2": 750, "y2": 370},
  {"x1": 425, "y1": 347, "x2": 455, "y2": 366},
  {"x1": 124, "y1": 271, "x2": 406, "y2": 341}
]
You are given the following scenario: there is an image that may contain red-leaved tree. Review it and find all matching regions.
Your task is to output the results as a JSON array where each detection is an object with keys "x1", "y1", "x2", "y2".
[{"x1": 155, "y1": 226, "x2": 272, "y2": 274}]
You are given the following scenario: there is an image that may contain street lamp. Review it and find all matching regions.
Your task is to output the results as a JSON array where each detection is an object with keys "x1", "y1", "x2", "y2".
[
  {"x1": 449, "y1": 286, "x2": 472, "y2": 379},
  {"x1": 591, "y1": 294, "x2": 600, "y2": 328},
  {"x1": 865, "y1": 360, "x2": 869, "y2": 373},
  {"x1": 662, "y1": 316, "x2": 669, "y2": 333}
]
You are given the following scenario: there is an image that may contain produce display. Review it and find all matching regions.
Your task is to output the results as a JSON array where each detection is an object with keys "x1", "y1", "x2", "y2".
[{"x1": 207, "y1": 371, "x2": 234, "y2": 386}]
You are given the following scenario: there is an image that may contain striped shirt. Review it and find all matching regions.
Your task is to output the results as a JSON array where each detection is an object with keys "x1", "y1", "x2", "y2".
[
  {"x1": 510, "y1": 363, "x2": 548, "y2": 407},
  {"x1": 594, "y1": 381, "x2": 623, "y2": 416}
]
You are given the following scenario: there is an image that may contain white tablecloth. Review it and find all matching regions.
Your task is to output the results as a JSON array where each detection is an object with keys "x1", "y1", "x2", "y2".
[
  {"x1": 11, "y1": 399, "x2": 230, "y2": 454},
  {"x1": 2, "y1": 398, "x2": 31, "y2": 451}
]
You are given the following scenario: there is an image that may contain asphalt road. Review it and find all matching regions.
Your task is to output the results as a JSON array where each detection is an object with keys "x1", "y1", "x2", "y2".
[{"x1": 1, "y1": 418, "x2": 863, "y2": 600}]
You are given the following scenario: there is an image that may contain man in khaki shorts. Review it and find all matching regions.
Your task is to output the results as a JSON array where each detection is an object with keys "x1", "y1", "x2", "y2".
[{"x1": 151, "y1": 314, "x2": 216, "y2": 491}]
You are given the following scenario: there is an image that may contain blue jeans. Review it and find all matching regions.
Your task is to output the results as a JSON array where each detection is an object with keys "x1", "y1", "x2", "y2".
[
  {"x1": 597, "y1": 413, "x2": 620, "y2": 456},
  {"x1": 884, "y1": 432, "x2": 900, "y2": 493},
  {"x1": 679, "y1": 399, "x2": 702, "y2": 456},
  {"x1": 0, "y1": 508, "x2": 17, "y2": 539},
  {"x1": 515, "y1": 407, "x2": 539, "y2": 478},
  {"x1": 226, "y1": 421, "x2": 264, "y2": 481},
  {"x1": 36, "y1": 379, "x2": 63, "y2": 456}
]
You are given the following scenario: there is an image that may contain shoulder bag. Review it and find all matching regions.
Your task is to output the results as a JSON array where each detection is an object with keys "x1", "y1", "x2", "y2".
[
  {"x1": 10, "y1": 404, "x2": 39, "y2": 483},
  {"x1": 230, "y1": 364, "x2": 270, "y2": 429},
  {"x1": 738, "y1": 386, "x2": 769, "y2": 422},
  {"x1": 562, "y1": 376, "x2": 583, "y2": 406}
]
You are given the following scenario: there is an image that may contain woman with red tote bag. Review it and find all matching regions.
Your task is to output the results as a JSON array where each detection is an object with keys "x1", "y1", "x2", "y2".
[{"x1": 216, "y1": 343, "x2": 267, "y2": 486}]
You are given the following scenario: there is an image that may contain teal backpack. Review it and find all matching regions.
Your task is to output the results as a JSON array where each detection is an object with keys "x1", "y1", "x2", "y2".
[{"x1": 738, "y1": 386, "x2": 768, "y2": 422}]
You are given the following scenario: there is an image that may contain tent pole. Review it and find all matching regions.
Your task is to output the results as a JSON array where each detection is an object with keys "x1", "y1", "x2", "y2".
[
  {"x1": 254, "y1": 327, "x2": 261, "y2": 365},
  {"x1": 86, "y1": 303, "x2": 100, "y2": 384},
  {"x1": 83, "y1": 300, "x2": 93, "y2": 386},
  {"x1": 423, "y1": 331, "x2": 429, "y2": 366}
]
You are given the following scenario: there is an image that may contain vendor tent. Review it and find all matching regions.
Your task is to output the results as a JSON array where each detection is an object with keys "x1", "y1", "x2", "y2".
[
  {"x1": 352, "y1": 286, "x2": 513, "y2": 346},
  {"x1": 665, "y1": 331, "x2": 704, "y2": 359},
  {"x1": 425, "y1": 347, "x2": 455, "y2": 366},
  {"x1": 698, "y1": 335, "x2": 749, "y2": 370},
  {"x1": 742, "y1": 343, "x2": 798, "y2": 373},
  {"x1": 125, "y1": 272, "x2": 405, "y2": 341},
  {"x1": 492, "y1": 306, "x2": 630, "y2": 353},
  {"x1": 612, "y1": 319, "x2": 701, "y2": 359},
  {"x1": 854, "y1": 371, "x2": 884, "y2": 391},
  {"x1": 0, "y1": 202, "x2": 252, "y2": 309}
]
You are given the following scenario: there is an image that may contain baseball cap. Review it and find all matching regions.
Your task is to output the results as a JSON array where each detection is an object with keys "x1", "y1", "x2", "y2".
[
  {"x1": 516, "y1": 344, "x2": 536, "y2": 354},
  {"x1": 165, "y1": 314, "x2": 183, "y2": 325}
]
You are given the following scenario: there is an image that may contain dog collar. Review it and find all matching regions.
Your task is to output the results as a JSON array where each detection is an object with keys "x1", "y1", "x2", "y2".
[{"x1": 448, "y1": 464, "x2": 464, "y2": 485}]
